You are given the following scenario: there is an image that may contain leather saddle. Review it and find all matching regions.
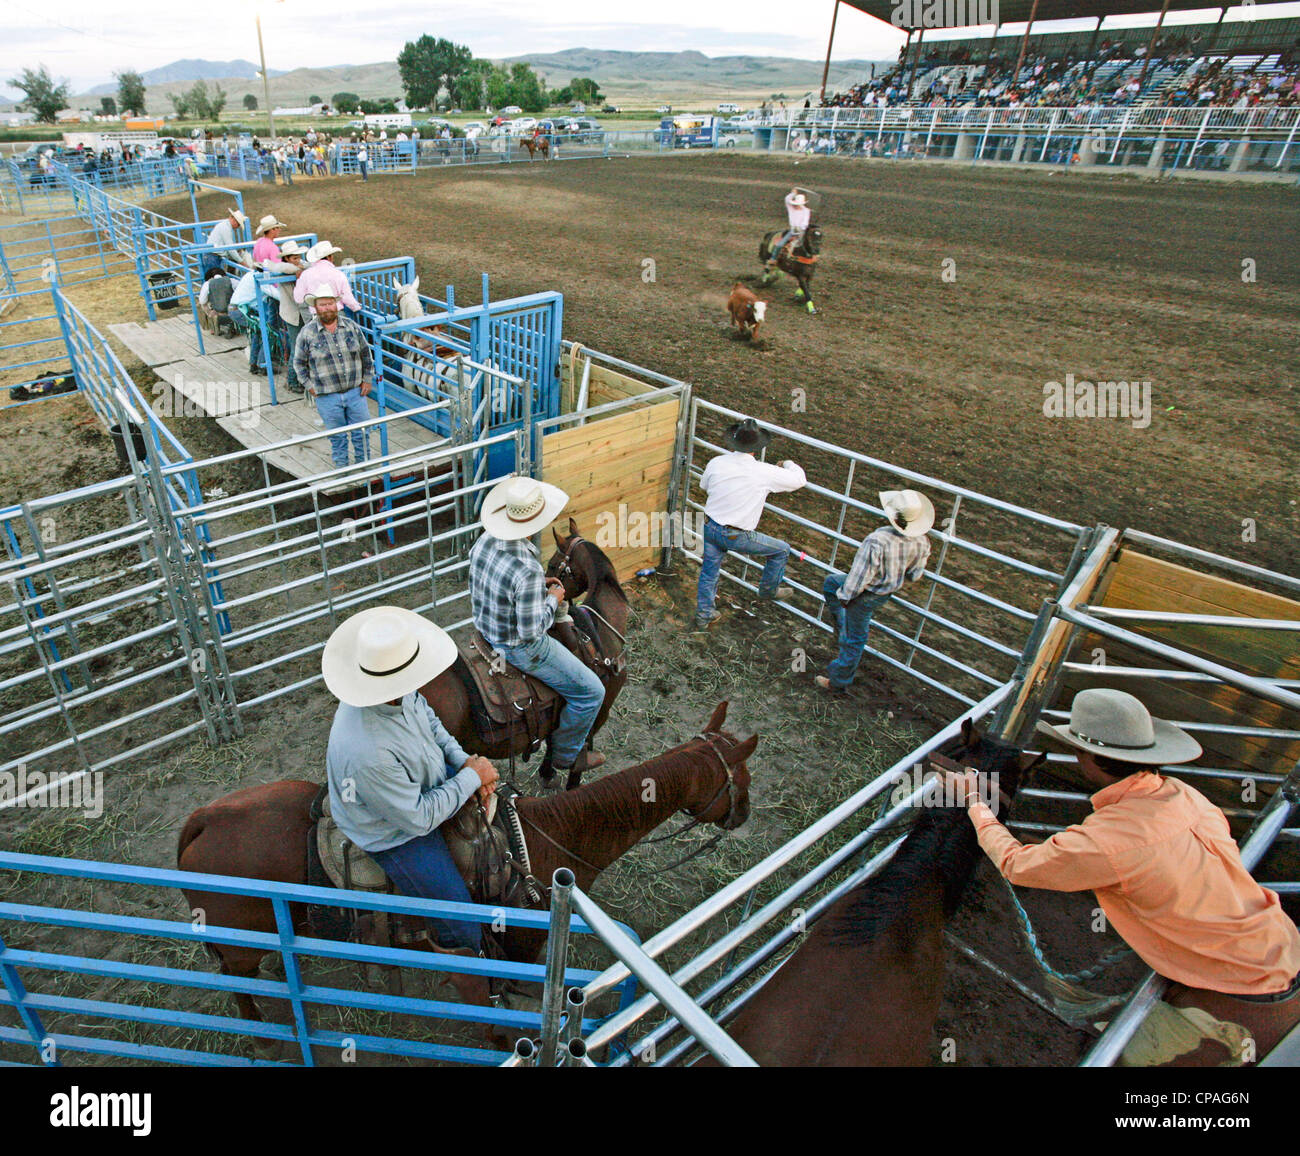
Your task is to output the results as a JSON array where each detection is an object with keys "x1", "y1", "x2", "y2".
[
  {"x1": 452, "y1": 611, "x2": 625, "y2": 753},
  {"x1": 306, "y1": 787, "x2": 537, "y2": 944}
]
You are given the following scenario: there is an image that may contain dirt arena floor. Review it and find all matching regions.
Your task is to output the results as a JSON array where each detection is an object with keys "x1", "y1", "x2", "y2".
[{"x1": 1, "y1": 154, "x2": 1296, "y2": 1066}]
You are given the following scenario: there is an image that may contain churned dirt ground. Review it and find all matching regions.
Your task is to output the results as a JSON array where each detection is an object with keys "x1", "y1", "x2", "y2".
[{"x1": 1, "y1": 154, "x2": 1296, "y2": 1067}]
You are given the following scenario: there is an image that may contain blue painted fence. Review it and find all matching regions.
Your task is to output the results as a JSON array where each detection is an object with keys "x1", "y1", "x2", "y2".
[{"x1": 0, "y1": 850, "x2": 639, "y2": 1066}]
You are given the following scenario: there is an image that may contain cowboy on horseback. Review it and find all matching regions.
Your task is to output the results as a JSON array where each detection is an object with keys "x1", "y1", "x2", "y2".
[
  {"x1": 322, "y1": 607, "x2": 499, "y2": 968},
  {"x1": 469, "y1": 477, "x2": 606, "y2": 783},
  {"x1": 766, "y1": 188, "x2": 812, "y2": 271}
]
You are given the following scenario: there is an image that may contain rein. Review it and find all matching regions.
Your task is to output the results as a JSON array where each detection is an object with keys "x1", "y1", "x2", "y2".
[
  {"x1": 550, "y1": 535, "x2": 629, "y2": 665},
  {"x1": 516, "y1": 731, "x2": 742, "y2": 882}
]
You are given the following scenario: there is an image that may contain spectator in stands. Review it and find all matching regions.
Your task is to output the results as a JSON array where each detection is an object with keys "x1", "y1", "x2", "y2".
[{"x1": 197, "y1": 266, "x2": 236, "y2": 336}]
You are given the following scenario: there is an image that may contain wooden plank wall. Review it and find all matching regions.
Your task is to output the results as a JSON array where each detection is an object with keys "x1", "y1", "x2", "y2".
[
  {"x1": 1053, "y1": 547, "x2": 1300, "y2": 816},
  {"x1": 561, "y1": 349, "x2": 659, "y2": 413},
  {"x1": 540, "y1": 398, "x2": 682, "y2": 581}
]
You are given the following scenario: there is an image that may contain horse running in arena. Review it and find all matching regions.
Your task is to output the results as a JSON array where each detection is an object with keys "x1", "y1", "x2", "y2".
[
  {"x1": 520, "y1": 135, "x2": 550, "y2": 160},
  {"x1": 712, "y1": 719, "x2": 1043, "y2": 1066},
  {"x1": 175, "y1": 702, "x2": 756, "y2": 1034},
  {"x1": 759, "y1": 222, "x2": 823, "y2": 314}
]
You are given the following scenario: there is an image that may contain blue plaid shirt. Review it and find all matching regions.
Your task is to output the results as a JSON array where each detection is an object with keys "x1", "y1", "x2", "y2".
[
  {"x1": 468, "y1": 533, "x2": 556, "y2": 649},
  {"x1": 292, "y1": 315, "x2": 373, "y2": 397},
  {"x1": 839, "y1": 526, "x2": 930, "y2": 602}
]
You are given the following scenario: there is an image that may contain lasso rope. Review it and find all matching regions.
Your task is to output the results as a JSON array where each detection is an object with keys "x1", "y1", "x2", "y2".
[{"x1": 1000, "y1": 876, "x2": 1135, "y2": 984}]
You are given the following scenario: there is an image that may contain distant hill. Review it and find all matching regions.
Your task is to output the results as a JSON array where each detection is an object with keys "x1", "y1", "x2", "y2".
[
  {"x1": 41, "y1": 49, "x2": 887, "y2": 113},
  {"x1": 83, "y1": 59, "x2": 286, "y2": 97}
]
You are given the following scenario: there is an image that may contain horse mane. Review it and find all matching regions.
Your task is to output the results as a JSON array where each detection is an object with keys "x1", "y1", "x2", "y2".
[
  {"x1": 572, "y1": 540, "x2": 627, "y2": 606},
  {"x1": 521, "y1": 742, "x2": 712, "y2": 851},
  {"x1": 826, "y1": 732, "x2": 1025, "y2": 947}
]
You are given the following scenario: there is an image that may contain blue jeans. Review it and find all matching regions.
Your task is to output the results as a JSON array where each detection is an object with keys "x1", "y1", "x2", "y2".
[
  {"x1": 823, "y1": 573, "x2": 891, "y2": 689},
  {"x1": 695, "y1": 517, "x2": 790, "y2": 620},
  {"x1": 371, "y1": 828, "x2": 478, "y2": 951},
  {"x1": 499, "y1": 633, "x2": 603, "y2": 769},
  {"x1": 314, "y1": 387, "x2": 370, "y2": 468},
  {"x1": 359, "y1": 160, "x2": 368, "y2": 181},
  {"x1": 281, "y1": 320, "x2": 301, "y2": 387}
]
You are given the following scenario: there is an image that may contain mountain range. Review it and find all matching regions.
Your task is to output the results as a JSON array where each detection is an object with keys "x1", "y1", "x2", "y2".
[{"x1": 25, "y1": 49, "x2": 886, "y2": 111}]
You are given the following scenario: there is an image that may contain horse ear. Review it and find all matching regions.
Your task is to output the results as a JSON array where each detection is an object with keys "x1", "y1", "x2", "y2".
[
  {"x1": 568, "y1": 517, "x2": 579, "y2": 537},
  {"x1": 552, "y1": 523, "x2": 568, "y2": 547},
  {"x1": 961, "y1": 717, "x2": 975, "y2": 746},
  {"x1": 728, "y1": 734, "x2": 759, "y2": 764},
  {"x1": 392, "y1": 275, "x2": 400, "y2": 291},
  {"x1": 705, "y1": 701, "x2": 729, "y2": 733},
  {"x1": 1020, "y1": 750, "x2": 1048, "y2": 776},
  {"x1": 411, "y1": 276, "x2": 419, "y2": 292}
]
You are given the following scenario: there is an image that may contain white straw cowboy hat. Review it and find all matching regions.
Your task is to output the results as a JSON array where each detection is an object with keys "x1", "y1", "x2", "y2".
[
  {"x1": 322, "y1": 607, "x2": 457, "y2": 707},
  {"x1": 480, "y1": 476, "x2": 569, "y2": 541},
  {"x1": 789, "y1": 192, "x2": 808, "y2": 207},
  {"x1": 879, "y1": 489, "x2": 935, "y2": 538},
  {"x1": 227, "y1": 208, "x2": 248, "y2": 227},
  {"x1": 307, "y1": 240, "x2": 345, "y2": 263},
  {"x1": 1036, "y1": 688, "x2": 1202, "y2": 766},
  {"x1": 255, "y1": 214, "x2": 287, "y2": 235},
  {"x1": 277, "y1": 239, "x2": 308, "y2": 258},
  {"x1": 303, "y1": 289, "x2": 339, "y2": 305}
]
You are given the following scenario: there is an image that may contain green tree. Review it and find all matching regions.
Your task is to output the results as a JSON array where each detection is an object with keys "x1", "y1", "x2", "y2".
[
  {"x1": 209, "y1": 84, "x2": 227, "y2": 119},
  {"x1": 451, "y1": 59, "x2": 494, "y2": 110},
  {"x1": 100, "y1": 96, "x2": 117, "y2": 116},
  {"x1": 7, "y1": 65, "x2": 70, "y2": 123},
  {"x1": 507, "y1": 62, "x2": 547, "y2": 114},
  {"x1": 115, "y1": 69, "x2": 146, "y2": 116},
  {"x1": 485, "y1": 65, "x2": 510, "y2": 110},
  {"x1": 309, "y1": 94, "x2": 322, "y2": 104},
  {"x1": 397, "y1": 35, "x2": 473, "y2": 109},
  {"x1": 333, "y1": 91, "x2": 360, "y2": 113},
  {"x1": 243, "y1": 93, "x2": 258, "y2": 111},
  {"x1": 570, "y1": 77, "x2": 603, "y2": 105}
]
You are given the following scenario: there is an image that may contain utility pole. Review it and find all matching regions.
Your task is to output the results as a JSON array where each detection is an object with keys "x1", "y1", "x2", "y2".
[{"x1": 256, "y1": 10, "x2": 275, "y2": 142}]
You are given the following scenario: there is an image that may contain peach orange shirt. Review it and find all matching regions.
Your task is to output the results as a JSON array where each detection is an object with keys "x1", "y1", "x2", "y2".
[{"x1": 968, "y1": 772, "x2": 1300, "y2": 995}]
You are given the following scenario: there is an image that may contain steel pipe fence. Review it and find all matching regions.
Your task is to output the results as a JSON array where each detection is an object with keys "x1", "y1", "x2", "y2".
[
  {"x1": 0, "y1": 850, "x2": 637, "y2": 1067},
  {"x1": 672, "y1": 398, "x2": 1090, "y2": 707}
]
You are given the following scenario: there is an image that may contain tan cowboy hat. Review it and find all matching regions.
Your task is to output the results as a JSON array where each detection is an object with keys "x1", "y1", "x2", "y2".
[
  {"x1": 879, "y1": 490, "x2": 935, "y2": 538},
  {"x1": 480, "y1": 476, "x2": 569, "y2": 541},
  {"x1": 308, "y1": 240, "x2": 345, "y2": 264},
  {"x1": 303, "y1": 289, "x2": 339, "y2": 305},
  {"x1": 322, "y1": 606, "x2": 457, "y2": 707},
  {"x1": 789, "y1": 192, "x2": 808, "y2": 207},
  {"x1": 227, "y1": 208, "x2": 248, "y2": 227},
  {"x1": 255, "y1": 214, "x2": 287, "y2": 236},
  {"x1": 1036, "y1": 688, "x2": 1202, "y2": 766},
  {"x1": 278, "y1": 239, "x2": 308, "y2": 258}
]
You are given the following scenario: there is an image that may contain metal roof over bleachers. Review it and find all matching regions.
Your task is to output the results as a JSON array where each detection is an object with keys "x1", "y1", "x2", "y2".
[{"x1": 842, "y1": 0, "x2": 1299, "y2": 30}]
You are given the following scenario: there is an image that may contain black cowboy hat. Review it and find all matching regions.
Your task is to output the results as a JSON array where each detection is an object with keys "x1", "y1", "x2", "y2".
[{"x1": 724, "y1": 418, "x2": 772, "y2": 454}]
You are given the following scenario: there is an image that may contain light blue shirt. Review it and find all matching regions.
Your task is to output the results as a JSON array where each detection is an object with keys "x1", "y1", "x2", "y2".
[{"x1": 326, "y1": 692, "x2": 480, "y2": 853}]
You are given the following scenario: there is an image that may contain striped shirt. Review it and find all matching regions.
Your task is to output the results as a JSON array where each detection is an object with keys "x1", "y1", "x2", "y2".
[
  {"x1": 468, "y1": 533, "x2": 555, "y2": 649},
  {"x1": 292, "y1": 315, "x2": 373, "y2": 397},
  {"x1": 838, "y1": 526, "x2": 930, "y2": 602}
]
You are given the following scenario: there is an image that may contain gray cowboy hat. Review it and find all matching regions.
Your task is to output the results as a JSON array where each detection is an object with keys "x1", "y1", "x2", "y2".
[
  {"x1": 724, "y1": 418, "x2": 771, "y2": 454},
  {"x1": 1036, "y1": 688, "x2": 1202, "y2": 766}
]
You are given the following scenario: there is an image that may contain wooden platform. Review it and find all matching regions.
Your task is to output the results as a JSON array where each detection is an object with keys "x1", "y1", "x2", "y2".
[{"x1": 107, "y1": 315, "x2": 450, "y2": 487}]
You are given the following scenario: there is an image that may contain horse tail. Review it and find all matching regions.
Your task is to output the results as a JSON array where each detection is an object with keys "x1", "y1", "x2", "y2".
[{"x1": 176, "y1": 808, "x2": 207, "y2": 868}]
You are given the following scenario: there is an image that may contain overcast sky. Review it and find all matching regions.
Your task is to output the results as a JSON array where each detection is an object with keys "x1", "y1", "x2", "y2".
[{"x1": 2, "y1": 0, "x2": 1295, "y2": 99}]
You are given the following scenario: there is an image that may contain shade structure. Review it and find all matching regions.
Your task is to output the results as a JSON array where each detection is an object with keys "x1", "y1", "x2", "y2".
[{"x1": 841, "y1": 0, "x2": 1295, "y2": 30}]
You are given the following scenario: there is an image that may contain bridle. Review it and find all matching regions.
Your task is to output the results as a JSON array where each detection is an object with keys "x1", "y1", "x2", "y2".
[
  {"x1": 516, "y1": 730, "x2": 748, "y2": 883},
  {"x1": 549, "y1": 535, "x2": 629, "y2": 653}
]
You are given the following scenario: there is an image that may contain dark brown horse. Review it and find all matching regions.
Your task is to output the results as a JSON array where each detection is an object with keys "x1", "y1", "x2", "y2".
[
  {"x1": 421, "y1": 519, "x2": 628, "y2": 790},
  {"x1": 759, "y1": 223, "x2": 823, "y2": 315},
  {"x1": 175, "y1": 702, "x2": 756, "y2": 1035},
  {"x1": 710, "y1": 720, "x2": 1042, "y2": 1066},
  {"x1": 520, "y1": 135, "x2": 550, "y2": 160}
]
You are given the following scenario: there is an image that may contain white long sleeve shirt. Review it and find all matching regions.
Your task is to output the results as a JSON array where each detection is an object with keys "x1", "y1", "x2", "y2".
[
  {"x1": 700, "y1": 452, "x2": 806, "y2": 531},
  {"x1": 785, "y1": 191, "x2": 811, "y2": 231}
]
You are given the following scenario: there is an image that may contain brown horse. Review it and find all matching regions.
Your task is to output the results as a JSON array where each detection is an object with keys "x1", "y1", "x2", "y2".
[
  {"x1": 709, "y1": 720, "x2": 1042, "y2": 1066},
  {"x1": 520, "y1": 135, "x2": 550, "y2": 160},
  {"x1": 421, "y1": 519, "x2": 627, "y2": 791},
  {"x1": 175, "y1": 702, "x2": 756, "y2": 1037}
]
